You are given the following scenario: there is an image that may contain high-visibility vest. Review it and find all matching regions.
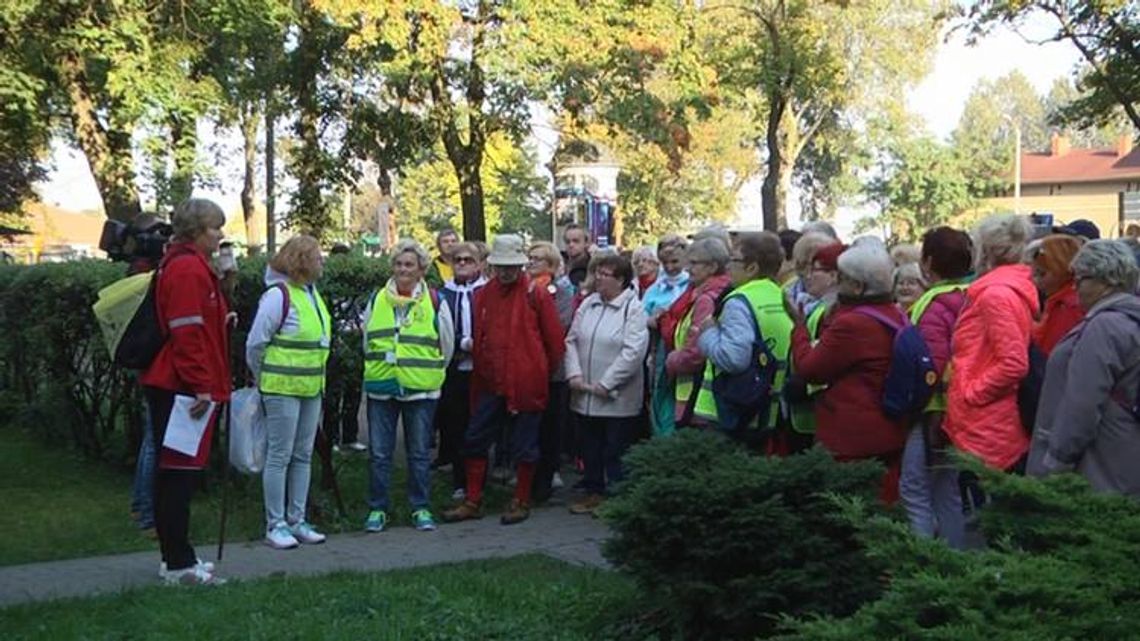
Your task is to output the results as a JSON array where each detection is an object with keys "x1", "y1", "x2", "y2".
[
  {"x1": 693, "y1": 279, "x2": 793, "y2": 429},
  {"x1": 789, "y1": 301, "x2": 829, "y2": 434},
  {"x1": 673, "y1": 308, "x2": 697, "y2": 408},
  {"x1": 259, "y1": 283, "x2": 332, "y2": 398},
  {"x1": 363, "y1": 289, "x2": 446, "y2": 395},
  {"x1": 908, "y1": 280, "x2": 969, "y2": 413}
]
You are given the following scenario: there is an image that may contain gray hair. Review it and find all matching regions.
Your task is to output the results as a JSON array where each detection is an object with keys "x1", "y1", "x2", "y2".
[
  {"x1": 893, "y1": 262, "x2": 928, "y2": 288},
  {"x1": 792, "y1": 232, "x2": 835, "y2": 272},
  {"x1": 392, "y1": 238, "x2": 431, "y2": 270},
  {"x1": 687, "y1": 237, "x2": 730, "y2": 273},
  {"x1": 632, "y1": 245, "x2": 658, "y2": 265},
  {"x1": 802, "y1": 220, "x2": 839, "y2": 240},
  {"x1": 852, "y1": 235, "x2": 886, "y2": 250},
  {"x1": 838, "y1": 243, "x2": 895, "y2": 296},
  {"x1": 691, "y1": 224, "x2": 732, "y2": 253},
  {"x1": 1071, "y1": 240, "x2": 1140, "y2": 292},
  {"x1": 890, "y1": 243, "x2": 921, "y2": 266},
  {"x1": 171, "y1": 198, "x2": 225, "y2": 241},
  {"x1": 974, "y1": 213, "x2": 1032, "y2": 273}
]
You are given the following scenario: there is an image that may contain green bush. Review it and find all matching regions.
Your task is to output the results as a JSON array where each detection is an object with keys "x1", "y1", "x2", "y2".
[
  {"x1": 601, "y1": 431, "x2": 888, "y2": 640},
  {"x1": 778, "y1": 470, "x2": 1140, "y2": 640},
  {"x1": 0, "y1": 254, "x2": 392, "y2": 466}
]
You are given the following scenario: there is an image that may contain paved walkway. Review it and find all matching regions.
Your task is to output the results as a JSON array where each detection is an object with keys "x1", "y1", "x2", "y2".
[{"x1": 0, "y1": 506, "x2": 610, "y2": 608}]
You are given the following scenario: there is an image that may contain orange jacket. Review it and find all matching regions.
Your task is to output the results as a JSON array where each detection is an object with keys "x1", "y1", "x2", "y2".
[{"x1": 945, "y1": 264, "x2": 1038, "y2": 470}]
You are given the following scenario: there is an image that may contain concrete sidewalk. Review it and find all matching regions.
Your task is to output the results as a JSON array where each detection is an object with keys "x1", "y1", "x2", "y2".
[{"x1": 0, "y1": 506, "x2": 609, "y2": 608}]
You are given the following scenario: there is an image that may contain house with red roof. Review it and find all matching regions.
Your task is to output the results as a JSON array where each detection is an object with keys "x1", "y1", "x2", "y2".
[{"x1": 986, "y1": 133, "x2": 1140, "y2": 237}]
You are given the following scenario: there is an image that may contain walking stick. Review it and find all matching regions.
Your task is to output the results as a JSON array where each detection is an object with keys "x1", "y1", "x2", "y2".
[{"x1": 217, "y1": 401, "x2": 230, "y2": 562}]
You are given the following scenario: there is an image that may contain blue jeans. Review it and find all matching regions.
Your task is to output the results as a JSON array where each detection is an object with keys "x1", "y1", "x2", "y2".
[
  {"x1": 262, "y1": 394, "x2": 323, "y2": 529},
  {"x1": 900, "y1": 424, "x2": 965, "y2": 549},
  {"x1": 130, "y1": 403, "x2": 156, "y2": 529},
  {"x1": 462, "y1": 393, "x2": 541, "y2": 464},
  {"x1": 367, "y1": 398, "x2": 437, "y2": 512},
  {"x1": 576, "y1": 414, "x2": 633, "y2": 495}
]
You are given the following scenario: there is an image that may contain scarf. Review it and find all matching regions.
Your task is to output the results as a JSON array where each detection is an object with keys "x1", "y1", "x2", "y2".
[
  {"x1": 382, "y1": 279, "x2": 428, "y2": 327},
  {"x1": 445, "y1": 275, "x2": 487, "y2": 343},
  {"x1": 643, "y1": 269, "x2": 690, "y2": 318}
]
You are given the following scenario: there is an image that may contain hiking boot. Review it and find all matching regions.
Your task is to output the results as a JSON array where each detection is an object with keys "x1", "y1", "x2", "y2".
[
  {"x1": 569, "y1": 494, "x2": 604, "y2": 515},
  {"x1": 290, "y1": 521, "x2": 326, "y2": 544},
  {"x1": 412, "y1": 509, "x2": 438, "y2": 532},
  {"x1": 442, "y1": 500, "x2": 483, "y2": 523},
  {"x1": 500, "y1": 499, "x2": 531, "y2": 525},
  {"x1": 265, "y1": 523, "x2": 299, "y2": 549},
  {"x1": 364, "y1": 510, "x2": 388, "y2": 533}
]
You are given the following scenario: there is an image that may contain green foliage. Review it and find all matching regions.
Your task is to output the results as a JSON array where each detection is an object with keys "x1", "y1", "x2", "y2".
[
  {"x1": 779, "y1": 468, "x2": 1140, "y2": 640},
  {"x1": 1045, "y1": 75, "x2": 1134, "y2": 148},
  {"x1": 865, "y1": 136, "x2": 976, "y2": 242},
  {"x1": 0, "y1": 555, "x2": 638, "y2": 640},
  {"x1": 602, "y1": 431, "x2": 887, "y2": 640},
  {"x1": 0, "y1": 255, "x2": 391, "y2": 463},
  {"x1": 957, "y1": 0, "x2": 1140, "y2": 131}
]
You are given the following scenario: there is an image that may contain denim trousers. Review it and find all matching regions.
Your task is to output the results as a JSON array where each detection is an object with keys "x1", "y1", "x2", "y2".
[
  {"x1": 575, "y1": 413, "x2": 634, "y2": 495},
  {"x1": 899, "y1": 424, "x2": 965, "y2": 549},
  {"x1": 462, "y1": 393, "x2": 541, "y2": 464},
  {"x1": 367, "y1": 397, "x2": 437, "y2": 513},
  {"x1": 262, "y1": 394, "x2": 323, "y2": 529},
  {"x1": 130, "y1": 402, "x2": 156, "y2": 529}
]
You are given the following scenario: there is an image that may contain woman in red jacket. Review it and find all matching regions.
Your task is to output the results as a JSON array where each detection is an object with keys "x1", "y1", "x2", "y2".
[
  {"x1": 140, "y1": 198, "x2": 232, "y2": 586},
  {"x1": 787, "y1": 243, "x2": 909, "y2": 503},
  {"x1": 1030, "y1": 234, "x2": 1083, "y2": 355},
  {"x1": 945, "y1": 214, "x2": 1038, "y2": 472}
]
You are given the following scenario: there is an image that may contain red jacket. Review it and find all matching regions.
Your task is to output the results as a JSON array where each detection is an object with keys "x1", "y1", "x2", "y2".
[
  {"x1": 471, "y1": 274, "x2": 565, "y2": 413},
  {"x1": 141, "y1": 241, "x2": 232, "y2": 468},
  {"x1": 945, "y1": 264, "x2": 1037, "y2": 470},
  {"x1": 790, "y1": 300, "x2": 909, "y2": 459},
  {"x1": 1033, "y1": 281, "x2": 1082, "y2": 356}
]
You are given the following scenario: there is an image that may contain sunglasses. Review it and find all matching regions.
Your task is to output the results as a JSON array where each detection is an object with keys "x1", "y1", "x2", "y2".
[{"x1": 454, "y1": 256, "x2": 477, "y2": 264}]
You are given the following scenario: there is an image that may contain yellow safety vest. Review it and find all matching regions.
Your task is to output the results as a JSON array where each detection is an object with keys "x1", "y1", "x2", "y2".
[
  {"x1": 673, "y1": 308, "x2": 697, "y2": 409},
  {"x1": 788, "y1": 302, "x2": 828, "y2": 434},
  {"x1": 259, "y1": 283, "x2": 332, "y2": 398},
  {"x1": 363, "y1": 289, "x2": 446, "y2": 395},
  {"x1": 693, "y1": 279, "x2": 793, "y2": 429},
  {"x1": 908, "y1": 280, "x2": 969, "y2": 413}
]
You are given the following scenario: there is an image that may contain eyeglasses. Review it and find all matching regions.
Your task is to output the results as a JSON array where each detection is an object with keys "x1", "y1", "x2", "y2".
[
  {"x1": 527, "y1": 256, "x2": 545, "y2": 263},
  {"x1": 454, "y1": 256, "x2": 476, "y2": 265},
  {"x1": 595, "y1": 270, "x2": 618, "y2": 280}
]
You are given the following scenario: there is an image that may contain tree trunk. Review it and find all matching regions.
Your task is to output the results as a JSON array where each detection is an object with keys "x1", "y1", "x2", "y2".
[
  {"x1": 240, "y1": 104, "x2": 261, "y2": 254},
  {"x1": 168, "y1": 111, "x2": 196, "y2": 207},
  {"x1": 265, "y1": 106, "x2": 277, "y2": 253},
  {"x1": 456, "y1": 159, "x2": 486, "y2": 242},
  {"x1": 760, "y1": 93, "x2": 788, "y2": 231},
  {"x1": 58, "y1": 50, "x2": 141, "y2": 222},
  {"x1": 377, "y1": 168, "x2": 397, "y2": 249}
]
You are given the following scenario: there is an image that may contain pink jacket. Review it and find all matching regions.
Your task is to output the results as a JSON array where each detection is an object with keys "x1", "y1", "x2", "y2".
[
  {"x1": 945, "y1": 264, "x2": 1038, "y2": 470},
  {"x1": 916, "y1": 288, "x2": 966, "y2": 375},
  {"x1": 665, "y1": 273, "x2": 732, "y2": 378}
]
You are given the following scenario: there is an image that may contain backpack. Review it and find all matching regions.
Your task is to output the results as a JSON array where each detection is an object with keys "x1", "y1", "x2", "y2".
[
  {"x1": 92, "y1": 270, "x2": 165, "y2": 370},
  {"x1": 710, "y1": 295, "x2": 781, "y2": 432},
  {"x1": 853, "y1": 306, "x2": 937, "y2": 420}
]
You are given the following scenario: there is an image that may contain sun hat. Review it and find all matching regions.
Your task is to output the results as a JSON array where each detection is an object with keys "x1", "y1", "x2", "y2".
[{"x1": 487, "y1": 234, "x2": 528, "y2": 266}]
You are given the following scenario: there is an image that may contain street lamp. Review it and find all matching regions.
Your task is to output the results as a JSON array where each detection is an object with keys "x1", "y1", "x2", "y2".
[{"x1": 1002, "y1": 114, "x2": 1022, "y2": 215}]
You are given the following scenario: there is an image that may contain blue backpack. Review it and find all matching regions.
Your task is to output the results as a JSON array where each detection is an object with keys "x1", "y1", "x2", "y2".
[{"x1": 853, "y1": 306, "x2": 937, "y2": 420}]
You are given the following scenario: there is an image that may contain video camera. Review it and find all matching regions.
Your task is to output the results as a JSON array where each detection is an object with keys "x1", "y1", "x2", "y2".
[{"x1": 99, "y1": 213, "x2": 173, "y2": 263}]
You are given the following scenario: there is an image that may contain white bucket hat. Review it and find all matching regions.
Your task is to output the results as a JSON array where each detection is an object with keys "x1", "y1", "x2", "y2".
[{"x1": 486, "y1": 234, "x2": 528, "y2": 266}]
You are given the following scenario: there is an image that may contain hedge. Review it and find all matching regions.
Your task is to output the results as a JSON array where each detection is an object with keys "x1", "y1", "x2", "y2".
[{"x1": 0, "y1": 254, "x2": 391, "y2": 465}]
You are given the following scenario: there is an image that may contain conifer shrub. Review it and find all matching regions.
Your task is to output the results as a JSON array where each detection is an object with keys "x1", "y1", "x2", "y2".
[
  {"x1": 601, "y1": 431, "x2": 888, "y2": 640},
  {"x1": 779, "y1": 469, "x2": 1140, "y2": 640}
]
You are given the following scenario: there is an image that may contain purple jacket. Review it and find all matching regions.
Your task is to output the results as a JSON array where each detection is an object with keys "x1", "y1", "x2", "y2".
[{"x1": 916, "y1": 289, "x2": 966, "y2": 375}]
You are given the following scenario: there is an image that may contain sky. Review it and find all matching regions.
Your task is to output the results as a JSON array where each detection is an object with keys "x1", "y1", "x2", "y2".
[{"x1": 38, "y1": 13, "x2": 1084, "y2": 235}]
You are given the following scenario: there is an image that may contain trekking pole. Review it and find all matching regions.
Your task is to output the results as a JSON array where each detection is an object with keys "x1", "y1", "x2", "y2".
[
  {"x1": 217, "y1": 401, "x2": 230, "y2": 562},
  {"x1": 316, "y1": 417, "x2": 346, "y2": 516}
]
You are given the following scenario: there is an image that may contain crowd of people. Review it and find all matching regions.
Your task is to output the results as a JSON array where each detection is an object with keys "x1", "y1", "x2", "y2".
[{"x1": 137, "y1": 196, "x2": 1140, "y2": 586}]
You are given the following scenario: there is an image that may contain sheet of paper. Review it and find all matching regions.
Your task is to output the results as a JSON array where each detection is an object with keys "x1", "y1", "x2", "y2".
[{"x1": 162, "y1": 395, "x2": 216, "y2": 456}]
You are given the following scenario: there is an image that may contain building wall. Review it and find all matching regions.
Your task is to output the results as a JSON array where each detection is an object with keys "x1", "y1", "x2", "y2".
[{"x1": 985, "y1": 185, "x2": 1132, "y2": 238}]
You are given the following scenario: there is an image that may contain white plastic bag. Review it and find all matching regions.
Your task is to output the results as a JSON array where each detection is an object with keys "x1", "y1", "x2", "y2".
[{"x1": 228, "y1": 387, "x2": 267, "y2": 474}]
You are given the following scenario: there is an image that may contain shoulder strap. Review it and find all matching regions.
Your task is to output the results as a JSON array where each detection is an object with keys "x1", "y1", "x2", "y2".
[
  {"x1": 274, "y1": 283, "x2": 290, "y2": 335},
  {"x1": 852, "y1": 305, "x2": 905, "y2": 333}
]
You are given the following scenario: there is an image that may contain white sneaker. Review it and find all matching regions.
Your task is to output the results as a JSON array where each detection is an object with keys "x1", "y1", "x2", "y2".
[
  {"x1": 265, "y1": 523, "x2": 299, "y2": 549},
  {"x1": 159, "y1": 558, "x2": 215, "y2": 579},
  {"x1": 552, "y1": 472, "x2": 565, "y2": 489},
  {"x1": 163, "y1": 564, "x2": 225, "y2": 586},
  {"x1": 508, "y1": 474, "x2": 518, "y2": 487},
  {"x1": 290, "y1": 521, "x2": 327, "y2": 545},
  {"x1": 451, "y1": 488, "x2": 466, "y2": 501},
  {"x1": 346, "y1": 442, "x2": 367, "y2": 452}
]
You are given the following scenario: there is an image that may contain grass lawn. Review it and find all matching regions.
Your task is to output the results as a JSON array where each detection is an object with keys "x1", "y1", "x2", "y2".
[
  {"x1": 0, "y1": 424, "x2": 514, "y2": 566},
  {"x1": 0, "y1": 555, "x2": 638, "y2": 641}
]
